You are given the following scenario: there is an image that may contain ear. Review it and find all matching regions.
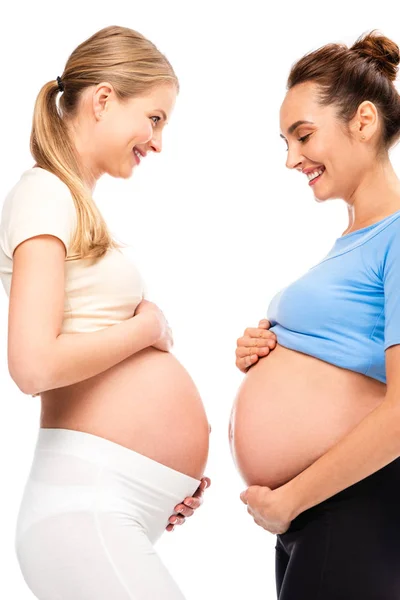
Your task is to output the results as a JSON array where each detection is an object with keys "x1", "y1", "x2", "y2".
[
  {"x1": 92, "y1": 82, "x2": 114, "y2": 120},
  {"x1": 349, "y1": 100, "x2": 379, "y2": 142}
]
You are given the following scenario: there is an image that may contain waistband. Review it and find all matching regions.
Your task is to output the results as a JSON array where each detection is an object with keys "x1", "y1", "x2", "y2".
[
  {"x1": 35, "y1": 428, "x2": 201, "y2": 490},
  {"x1": 283, "y1": 455, "x2": 400, "y2": 534}
]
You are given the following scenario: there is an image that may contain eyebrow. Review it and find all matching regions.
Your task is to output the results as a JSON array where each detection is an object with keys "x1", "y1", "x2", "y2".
[{"x1": 280, "y1": 120, "x2": 314, "y2": 139}]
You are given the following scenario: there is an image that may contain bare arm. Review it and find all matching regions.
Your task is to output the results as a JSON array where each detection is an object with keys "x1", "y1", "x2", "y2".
[
  {"x1": 31, "y1": 313, "x2": 157, "y2": 396},
  {"x1": 7, "y1": 234, "x2": 159, "y2": 396}
]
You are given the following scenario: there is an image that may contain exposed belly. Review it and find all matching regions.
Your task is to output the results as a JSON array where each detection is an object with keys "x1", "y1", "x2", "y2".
[
  {"x1": 229, "y1": 343, "x2": 386, "y2": 490},
  {"x1": 40, "y1": 346, "x2": 210, "y2": 480}
]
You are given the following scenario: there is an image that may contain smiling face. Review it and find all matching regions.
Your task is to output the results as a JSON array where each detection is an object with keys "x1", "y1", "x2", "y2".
[
  {"x1": 77, "y1": 82, "x2": 177, "y2": 182},
  {"x1": 279, "y1": 81, "x2": 377, "y2": 203}
]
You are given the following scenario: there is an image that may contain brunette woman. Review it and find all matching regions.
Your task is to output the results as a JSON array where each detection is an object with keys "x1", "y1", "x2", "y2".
[{"x1": 230, "y1": 30, "x2": 400, "y2": 599}]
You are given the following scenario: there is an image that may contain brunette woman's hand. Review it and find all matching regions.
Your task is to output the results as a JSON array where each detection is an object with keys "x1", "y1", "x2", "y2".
[
  {"x1": 235, "y1": 319, "x2": 277, "y2": 373},
  {"x1": 166, "y1": 477, "x2": 211, "y2": 532},
  {"x1": 240, "y1": 484, "x2": 293, "y2": 535},
  {"x1": 134, "y1": 299, "x2": 173, "y2": 351}
]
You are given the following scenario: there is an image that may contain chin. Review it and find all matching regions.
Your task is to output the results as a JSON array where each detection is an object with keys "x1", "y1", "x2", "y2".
[
  {"x1": 312, "y1": 188, "x2": 333, "y2": 202},
  {"x1": 313, "y1": 194, "x2": 329, "y2": 203},
  {"x1": 116, "y1": 166, "x2": 135, "y2": 180}
]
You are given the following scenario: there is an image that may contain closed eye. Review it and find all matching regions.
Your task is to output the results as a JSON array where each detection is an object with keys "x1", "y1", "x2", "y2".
[{"x1": 284, "y1": 133, "x2": 311, "y2": 152}]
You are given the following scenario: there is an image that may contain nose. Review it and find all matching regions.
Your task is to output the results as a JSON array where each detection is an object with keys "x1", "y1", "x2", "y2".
[
  {"x1": 148, "y1": 132, "x2": 162, "y2": 154},
  {"x1": 285, "y1": 144, "x2": 303, "y2": 171}
]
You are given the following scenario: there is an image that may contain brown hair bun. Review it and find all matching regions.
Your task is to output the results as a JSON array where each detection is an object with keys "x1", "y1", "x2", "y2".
[{"x1": 351, "y1": 29, "x2": 400, "y2": 82}]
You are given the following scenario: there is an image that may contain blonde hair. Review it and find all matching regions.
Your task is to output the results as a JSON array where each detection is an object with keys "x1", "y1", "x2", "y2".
[{"x1": 30, "y1": 25, "x2": 179, "y2": 261}]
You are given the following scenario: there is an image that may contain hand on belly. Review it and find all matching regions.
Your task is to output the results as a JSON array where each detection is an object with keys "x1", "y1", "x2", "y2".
[
  {"x1": 229, "y1": 343, "x2": 386, "y2": 490},
  {"x1": 235, "y1": 319, "x2": 278, "y2": 373}
]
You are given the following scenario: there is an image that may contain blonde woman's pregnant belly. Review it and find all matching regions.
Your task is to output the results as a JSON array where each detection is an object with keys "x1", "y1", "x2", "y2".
[
  {"x1": 229, "y1": 343, "x2": 387, "y2": 490},
  {"x1": 39, "y1": 347, "x2": 210, "y2": 480}
]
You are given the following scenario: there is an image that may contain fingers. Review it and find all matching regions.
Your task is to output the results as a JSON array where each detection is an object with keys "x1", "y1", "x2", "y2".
[
  {"x1": 238, "y1": 353, "x2": 261, "y2": 372},
  {"x1": 167, "y1": 515, "x2": 185, "y2": 527},
  {"x1": 173, "y1": 476, "x2": 210, "y2": 514},
  {"x1": 235, "y1": 321, "x2": 277, "y2": 373},
  {"x1": 237, "y1": 336, "x2": 276, "y2": 358},
  {"x1": 236, "y1": 346, "x2": 273, "y2": 362},
  {"x1": 258, "y1": 319, "x2": 271, "y2": 328},
  {"x1": 201, "y1": 477, "x2": 211, "y2": 489},
  {"x1": 185, "y1": 496, "x2": 203, "y2": 510},
  {"x1": 183, "y1": 491, "x2": 203, "y2": 508},
  {"x1": 166, "y1": 512, "x2": 187, "y2": 532},
  {"x1": 195, "y1": 477, "x2": 211, "y2": 494},
  {"x1": 173, "y1": 503, "x2": 195, "y2": 517},
  {"x1": 240, "y1": 328, "x2": 276, "y2": 341},
  {"x1": 236, "y1": 340, "x2": 275, "y2": 359},
  {"x1": 167, "y1": 504, "x2": 192, "y2": 528},
  {"x1": 235, "y1": 337, "x2": 276, "y2": 370},
  {"x1": 166, "y1": 477, "x2": 211, "y2": 531}
]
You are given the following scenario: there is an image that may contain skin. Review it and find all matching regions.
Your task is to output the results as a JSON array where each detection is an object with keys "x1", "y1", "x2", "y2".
[
  {"x1": 62, "y1": 81, "x2": 210, "y2": 531},
  {"x1": 236, "y1": 80, "x2": 400, "y2": 372},
  {"x1": 238, "y1": 80, "x2": 400, "y2": 533},
  {"x1": 280, "y1": 80, "x2": 400, "y2": 232},
  {"x1": 235, "y1": 319, "x2": 277, "y2": 372},
  {"x1": 65, "y1": 81, "x2": 177, "y2": 191}
]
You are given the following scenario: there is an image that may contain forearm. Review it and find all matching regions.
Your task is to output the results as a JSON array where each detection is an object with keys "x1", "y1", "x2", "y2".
[
  {"x1": 279, "y1": 397, "x2": 400, "y2": 520},
  {"x1": 31, "y1": 314, "x2": 156, "y2": 395}
]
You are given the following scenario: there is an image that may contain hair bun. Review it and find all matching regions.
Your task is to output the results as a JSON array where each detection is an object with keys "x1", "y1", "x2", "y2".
[{"x1": 350, "y1": 29, "x2": 399, "y2": 82}]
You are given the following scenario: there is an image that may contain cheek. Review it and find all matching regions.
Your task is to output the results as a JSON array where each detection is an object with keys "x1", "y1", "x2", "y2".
[
  {"x1": 133, "y1": 122, "x2": 153, "y2": 144},
  {"x1": 306, "y1": 139, "x2": 327, "y2": 163},
  {"x1": 98, "y1": 119, "x2": 153, "y2": 157},
  {"x1": 330, "y1": 146, "x2": 354, "y2": 176},
  {"x1": 97, "y1": 119, "x2": 128, "y2": 152}
]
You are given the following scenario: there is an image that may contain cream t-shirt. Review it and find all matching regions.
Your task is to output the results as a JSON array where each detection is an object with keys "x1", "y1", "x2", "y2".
[{"x1": 0, "y1": 167, "x2": 146, "y2": 394}]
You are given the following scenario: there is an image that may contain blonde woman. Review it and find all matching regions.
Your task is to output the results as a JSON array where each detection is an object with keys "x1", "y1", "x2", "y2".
[
  {"x1": 230, "y1": 30, "x2": 400, "y2": 598},
  {"x1": 0, "y1": 25, "x2": 210, "y2": 599}
]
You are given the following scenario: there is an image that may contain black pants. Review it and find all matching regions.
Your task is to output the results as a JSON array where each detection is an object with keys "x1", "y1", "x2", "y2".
[{"x1": 275, "y1": 456, "x2": 400, "y2": 599}]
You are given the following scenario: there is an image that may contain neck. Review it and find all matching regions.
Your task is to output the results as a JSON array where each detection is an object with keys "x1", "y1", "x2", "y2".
[
  {"x1": 343, "y1": 159, "x2": 400, "y2": 235},
  {"x1": 65, "y1": 117, "x2": 102, "y2": 194}
]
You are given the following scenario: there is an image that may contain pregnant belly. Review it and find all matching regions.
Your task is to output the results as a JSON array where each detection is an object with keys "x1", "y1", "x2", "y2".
[
  {"x1": 229, "y1": 343, "x2": 386, "y2": 490},
  {"x1": 40, "y1": 347, "x2": 210, "y2": 480}
]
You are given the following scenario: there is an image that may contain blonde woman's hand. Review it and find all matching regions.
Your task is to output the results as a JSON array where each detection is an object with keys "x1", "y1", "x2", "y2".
[
  {"x1": 134, "y1": 299, "x2": 174, "y2": 352},
  {"x1": 236, "y1": 319, "x2": 277, "y2": 373},
  {"x1": 166, "y1": 477, "x2": 211, "y2": 532}
]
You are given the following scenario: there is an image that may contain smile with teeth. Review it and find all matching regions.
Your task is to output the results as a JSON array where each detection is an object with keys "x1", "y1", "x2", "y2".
[
  {"x1": 133, "y1": 147, "x2": 142, "y2": 164},
  {"x1": 307, "y1": 166, "x2": 325, "y2": 182}
]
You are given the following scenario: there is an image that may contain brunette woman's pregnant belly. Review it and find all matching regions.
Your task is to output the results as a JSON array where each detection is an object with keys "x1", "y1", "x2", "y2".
[
  {"x1": 39, "y1": 347, "x2": 210, "y2": 480},
  {"x1": 229, "y1": 343, "x2": 387, "y2": 490}
]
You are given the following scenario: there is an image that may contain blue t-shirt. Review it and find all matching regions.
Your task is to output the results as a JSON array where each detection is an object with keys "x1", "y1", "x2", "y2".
[{"x1": 266, "y1": 209, "x2": 400, "y2": 384}]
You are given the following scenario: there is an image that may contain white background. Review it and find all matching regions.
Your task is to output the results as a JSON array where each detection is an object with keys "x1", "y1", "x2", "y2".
[{"x1": 1, "y1": 1, "x2": 400, "y2": 598}]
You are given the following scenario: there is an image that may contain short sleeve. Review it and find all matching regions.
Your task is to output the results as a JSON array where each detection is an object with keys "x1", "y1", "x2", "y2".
[
  {"x1": 383, "y1": 223, "x2": 400, "y2": 350},
  {"x1": 1, "y1": 168, "x2": 77, "y2": 259}
]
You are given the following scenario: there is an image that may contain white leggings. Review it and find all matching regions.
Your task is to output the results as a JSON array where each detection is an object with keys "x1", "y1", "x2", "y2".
[{"x1": 15, "y1": 427, "x2": 202, "y2": 599}]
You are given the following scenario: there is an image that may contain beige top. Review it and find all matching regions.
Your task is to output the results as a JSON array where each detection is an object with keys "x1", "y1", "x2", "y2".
[{"x1": 0, "y1": 167, "x2": 146, "y2": 390}]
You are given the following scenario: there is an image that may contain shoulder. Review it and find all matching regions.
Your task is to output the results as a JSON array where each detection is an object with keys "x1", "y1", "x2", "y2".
[
  {"x1": 0, "y1": 167, "x2": 77, "y2": 259},
  {"x1": 381, "y1": 212, "x2": 400, "y2": 251},
  {"x1": 2, "y1": 167, "x2": 76, "y2": 219},
  {"x1": 379, "y1": 212, "x2": 400, "y2": 279},
  {"x1": 7, "y1": 166, "x2": 73, "y2": 201}
]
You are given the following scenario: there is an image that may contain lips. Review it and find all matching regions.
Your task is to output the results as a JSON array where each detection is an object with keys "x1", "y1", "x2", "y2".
[
  {"x1": 132, "y1": 147, "x2": 142, "y2": 165},
  {"x1": 133, "y1": 146, "x2": 147, "y2": 158},
  {"x1": 308, "y1": 166, "x2": 326, "y2": 186},
  {"x1": 303, "y1": 165, "x2": 325, "y2": 176}
]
